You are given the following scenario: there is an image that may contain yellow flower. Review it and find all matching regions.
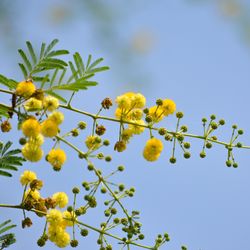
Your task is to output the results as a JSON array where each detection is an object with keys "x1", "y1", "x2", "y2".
[
  {"x1": 115, "y1": 95, "x2": 131, "y2": 109},
  {"x1": 161, "y1": 99, "x2": 176, "y2": 116},
  {"x1": 130, "y1": 108, "x2": 143, "y2": 120},
  {"x1": 52, "y1": 192, "x2": 68, "y2": 208},
  {"x1": 48, "y1": 111, "x2": 64, "y2": 125},
  {"x1": 22, "y1": 142, "x2": 43, "y2": 162},
  {"x1": 20, "y1": 170, "x2": 37, "y2": 186},
  {"x1": 43, "y1": 95, "x2": 59, "y2": 111},
  {"x1": 24, "y1": 98, "x2": 42, "y2": 111},
  {"x1": 28, "y1": 134, "x2": 44, "y2": 146},
  {"x1": 131, "y1": 93, "x2": 146, "y2": 108},
  {"x1": 62, "y1": 211, "x2": 76, "y2": 227},
  {"x1": 47, "y1": 209, "x2": 63, "y2": 226},
  {"x1": 16, "y1": 80, "x2": 36, "y2": 98},
  {"x1": 24, "y1": 189, "x2": 40, "y2": 201},
  {"x1": 47, "y1": 148, "x2": 66, "y2": 170},
  {"x1": 129, "y1": 120, "x2": 145, "y2": 135},
  {"x1": 121, "y1": 128, "x2": 133, "y2": 142},
  {"x1": 41, "y1": 119, "x2": 58, "y2": 137},
  {"x1": 48, "y1": 225, "x2": 70, "y2": 248},
  {"x1": 143, "y1": 138, "x2": 163, "y2": 162},
  {"x1": 148, "y1": 106, "x2": 164, "y2": 123},
  {"x1": 115, "y1": 108, "x2": 130, "y2": 120},
  {"x1": 85, "y1": 135, "x2": 102, "y2": 150},
  {"x1": 21, "y1": 117, "x2": 41, "y2": 138}
]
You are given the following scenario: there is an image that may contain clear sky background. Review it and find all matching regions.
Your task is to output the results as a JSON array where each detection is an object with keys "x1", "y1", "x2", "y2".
[{"x1": 1, "y1": 1, "x2": 250, "y2": 250}]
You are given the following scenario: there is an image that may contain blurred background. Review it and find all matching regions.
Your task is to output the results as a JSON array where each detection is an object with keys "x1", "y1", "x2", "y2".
[{"x1": 1, "y1": 0, "x2": 250, "y2": 249}]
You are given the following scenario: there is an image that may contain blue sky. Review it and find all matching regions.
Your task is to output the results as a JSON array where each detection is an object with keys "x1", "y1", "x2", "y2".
[{"x1": 1, "y1": 1, "x2": 250, "y2": 250}]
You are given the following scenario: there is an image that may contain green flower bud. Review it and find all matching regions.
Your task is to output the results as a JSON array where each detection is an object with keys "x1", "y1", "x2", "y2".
[
  {"x1": 156, "y1": 99, "x2": 163, "y2": 106},
  {"x1": 210, "y1": 122, "x2": 218, "y2": 130},
  {"x1": 169, "y1": 157, "x2": 176, "y2": 164},
  {"x1": 210, "y1": 114, "x2": 216, "y2": 120},
  {"x1": 183, "y1": 142, "x2": 190, "y2": 149},
  {"x1": 139, "y1": 234, "x2": 145, "y2": 240},
  {"x1": 183, "y1": 152, "x2": 191, "y2": 159},
  {"x1": 71, "y1": 129, "x2": 79, "y2": 137},
  {"x1": 118, "y1": 165, "x2": 125, "y2": 171},
  {"x1": 176, "y1": 112, "x2": 184, "y2": 119},
  {"x1": 238, "y1": 129, "x2": 244, "y2": 135},
  {"x1": 219, "y1": 119, "x2": 225, "y2": 125},
  {"x1": 19, "y1": 137, "x2": 27, "y2": 145},
  {"x1": 105, "y1": 156, "x2": 112, "y2": 162},
  {"x1": 236, "y1": 142, "x2": 242, "y2": 148},
  {"x1": 202, "y1": 118, "x2": 207, "y2": 123},
  {"x1": 101, "y1": 187, "x2": 107, "y2": 194},
  {"x1": 200, "y1": 152, "x2": 206, "y2": 158},
  {"x1": 70, "y1": 239, "x2": 78, "y2": 247},
  {"x1": 103, "y1": 140, "x2": 110, "y2": 146},
  {"x1": 87, "y1": 164, "x2": 94, "y2": 171},
  {"x1": 226, "y1": 160, "x2": 232, "y2": 167},
  {"x1": 80, "y1": 229, "x2": 89, "y2": 237},
  {"x1": 145, "y1": 115, "x2": 152, "y2": 123},
  {"x1": 72, "y1": 187, "x2": 80, "y2": 194},
  {"x1": 143, "y1": 108, "x2": 149, "y2": 114},
  {"x1": 233, "y1": 162, "x2": 238, "y2": 168},
  {"x1": 205, "y1": 142, "x2": 212, "y2": 149},
  {"x1": 232, "y1": 124, "x2": 237, "y2": 129},
  {"x1": 180, "y1": 125, "x2": 188, "y2": 132},
  {"x1": 158, "y1": 128, "x2": 167, "y2": 136},
  {"x1": 113, "y1": 218, "x2": 120, "y2": 224},
  {"x1": 78, "y1": 121, "x2": 87, "y2": 130}
]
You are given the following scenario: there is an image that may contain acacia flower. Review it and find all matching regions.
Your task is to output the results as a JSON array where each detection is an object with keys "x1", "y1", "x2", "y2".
[
  {"x1": 48, "y1": 111, "x2": 64, "y2": 125},
  {"x1": 16, "y1": 80, "x2": 36, "y2": 98},
  {"x1": 41, "y1": 119, "x2": 58, "y2": 137},
  {"x1": 20, "y1": 170, "x2": 37, "y2": 186},
  {"x1": 85, "y1": 135, "x2": 102, "y2": 150},
  {"x1": 43, "y1": 95, "x2": 59, "y2": 111},
  {"x1": 47, "y1": 209, "x2": 63, "y2": 226},
  {"x1": 24, "y1": 98, "x2": 42, "y2": 111},
  {"x1": 52, "y1": 192, "x2": 68, "y2": 208},
  {"x1": 143, "y1": 138, "x2": 163, "y2": 162},
  {"x1": 161, "y1": 99, "x2": 176, "y2": 116},
  {"x1": 129, "y1": 120, "x2": 145, "y2": 135},
  {"x1": 47, "y1": 148, "x2": 67, "y2": 170},
  {"x1": 21, "y1": 117, "x2": 41, "y2": 138},
  {"x1": 48, "y1": 225, "x2": 70, "y2": 248},
  {"x1": 22, "y1": 142, "x2": 43, "y2": 162}
]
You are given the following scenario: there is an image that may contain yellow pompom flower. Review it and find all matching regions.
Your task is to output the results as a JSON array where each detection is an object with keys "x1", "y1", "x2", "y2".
[
  {"x1": 115, "y1": 108, "x2": 130, "y2": 121},
  {"x1": 47, "y1": 209, "x2": 63, "y2": 226},
  {"x1": 85, "y1": 135, "x2": 102, "y2": 150},
  {"x1": 22, "y1": 142, "x2": 43, "y2": 162},
  {"x1": 161, "y1": 99, "x2": 176, "y2": 116},
  {"x1": 20, "y1": 170, "x2": 37, "y2": 186},
  {"x1": 115, "y1": 95, "x2": 131, "y2": 109},
  {"x1": 148, "y1": 106, "x2": 164, "y2": 123},
  {"x1": 130, "y1": 108, "x2": 143, "y2": 120},
  {"x1": 121, "y1": 128, "x2": 133, "y2": 142},
  {"x1": 62, "y1": 211, "x2": 76, "y2": 227},
  {"x1": 28, "y1": 134, "x2": 44, "y2": 146},
  {"x1": 16, "y1": 80, "x2": 36, "y2": 98},
  {"x1": 129, "y1": 120, "x2": 145, "y2": 135},
  {"x1": 143, "y1": 138, "x2": 164, "y2": 162},
  {"x1": 24, "y1": 189, "x2": 40, "y2": 201},
  {"x1": 48, "y1": 225, "x2": 70, "y2": 248},
  {"x1": 24, "y1": 98, "x2": 42, "y2": 111},
  {"x1": 131, "y1": 93, "x2": 146, "y2": 108},
  {"x1": 43, "y1": 95, "x2": 59, "y2": 111},
  {"x1": 21, "y1": 117, "x2": 41, "y2": 138},
  {"x1": 48, "y1": 111, "x2": 64, "y2": 125},
  {"x1": 52, "y1": 192, "x2": 68, "y2": 208},
  {"x1": 41, "y1": 119, "x2": 58, "y2": 137},
  {"x1": 47, "y1": 149, "x2": 66, "y2": 170}
]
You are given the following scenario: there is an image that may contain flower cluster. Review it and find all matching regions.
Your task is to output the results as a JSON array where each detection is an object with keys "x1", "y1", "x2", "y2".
[
  {"x1": 16, "y1": 80, "x2": 66, "y2": 168},
  {"x1": 19, "y1": 170, "x2": 73, "y2": 248}
]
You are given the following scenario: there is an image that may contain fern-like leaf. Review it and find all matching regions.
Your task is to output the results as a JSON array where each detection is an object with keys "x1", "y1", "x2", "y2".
[
  {"x1": 0, "y1": 141, "x2": 25, "y2": 178},
  {"x1": 0, "y1": 220, "x2": 16, "y2": 249}
]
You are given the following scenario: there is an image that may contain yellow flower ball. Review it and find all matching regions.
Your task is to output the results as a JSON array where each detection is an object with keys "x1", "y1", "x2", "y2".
[
  {"x1": 47, "y1": 209, "x2": 63, "y2": 226},
  {"x1": 130, "y1": 108, "x2": 143, "y2": 120},
  {"x1": 129, "y1": 120, "x2": 145, "y2": 135},
  {"x1": 121, "y1": 128, "x2": 133, "y2": 142},
  {"x1": 24, "y1": 189, "x2": 40, "y2": 201},
  {"x1": 43, "y1": 95, "x2": 59, "y2": 112},
  {"x1": 21, "y1": 117, "x2": 41, "y2": 138},
  {"x1": 22, "y1": 143, "x2": 43, "y2": 162},
  {"x1": 131, "y1": 93, "x2": 146, "y2": 108},
  {"x1": 85, "y1": 135, "x2": 102, "y2": 150},
  {"x1": 20, "y1": 170, "x2": 37, "y2": 186},
  {"x1": 52, "y1": 192, "x2": 68, "y2": 208},
  {"x1": 148, "y1": 106, "x2": 164, "y2": 123},
  {"x1": 161, "y1": 99, "x2": 176, "y2": 116},
  {"x1": 115, "y1": 95, "x2": 131, "y2": 109},
  {"x1": 62, "y1": 211, "x2": 76, "y2": 227},
  {"x1": 24, "y1": 98, "x2": 42, "y2": 111},
  {"x1": 47, "y1": 148, "x2": 66, "y2": 170},
  {"x1": 143, "y1": 138, "x2": 163, "y2": 162},
  {"x1": 41, "y1": 119, "x2": 58, "y2": 137},
  {"x1": 16, "y1": 80, "x2": 36, "y2": 98},
  {"x1": 48, "y1": 111, "x2": 64, "y2": 125}
]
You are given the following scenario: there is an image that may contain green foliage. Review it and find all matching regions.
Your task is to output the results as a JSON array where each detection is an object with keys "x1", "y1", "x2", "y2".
[
  {"x1": 0, "y1": 141, "x2": 25, "y2": 177},
  {"x1": 0, "y1": 220, "x2": 16, "y2": 249}
]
